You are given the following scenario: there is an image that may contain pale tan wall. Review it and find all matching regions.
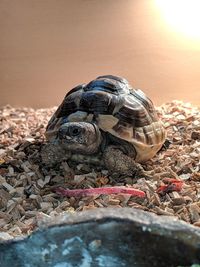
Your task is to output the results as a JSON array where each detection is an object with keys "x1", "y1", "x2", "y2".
[{"x1": 0, "y1": 0, "x2": 200, "y2": 108}]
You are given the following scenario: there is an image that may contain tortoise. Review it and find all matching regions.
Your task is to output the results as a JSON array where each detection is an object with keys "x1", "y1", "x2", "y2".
[{"x1": 42, "y1": 75, "x2": 166, "y2": 175}]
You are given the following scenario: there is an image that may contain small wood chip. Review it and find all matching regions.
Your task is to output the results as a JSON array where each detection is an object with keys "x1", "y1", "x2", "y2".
[
  {"x1": 108, "y1": 198, "x2": 121, "y2": 205},
  {"x1": 193, "y1": 220, "x2": 200, "y2": 227},
  {"x1": 188, "y1": 203, "x2": 200, "y2": 223},
  {"x1": 170, "y1": 192, "x2": 185, "y2": 205},
  {"x1": 2, "y1": 182, "x2": 15, "y2": 192}
]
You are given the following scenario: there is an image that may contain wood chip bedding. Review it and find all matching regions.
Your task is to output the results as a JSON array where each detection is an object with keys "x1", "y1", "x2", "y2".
[{"x1": 0, "y1": 101, "x2": 199, "y2": 239}]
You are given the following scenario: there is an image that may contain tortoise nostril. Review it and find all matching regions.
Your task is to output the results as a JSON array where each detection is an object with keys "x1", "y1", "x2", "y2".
[{"x1": 58, "y1": 128, "x2": 66, "y2": 139}]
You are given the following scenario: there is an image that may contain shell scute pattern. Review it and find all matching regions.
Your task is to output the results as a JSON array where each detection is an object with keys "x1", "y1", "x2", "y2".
[
  {"x1": 86, "y1": 75, "x2": 131, "y2": 94},
  {"x1": 57, "y1": 87, "x2": 83, "y2": 117},
  {"x1": 46, "y1": 75, "x2": 166, "y2": 162},
  {"x1": 79, "y1": 91, "x2": 114, "y2": 114}
]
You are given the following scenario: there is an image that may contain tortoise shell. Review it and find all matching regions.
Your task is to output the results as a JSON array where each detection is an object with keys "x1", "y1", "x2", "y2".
[{"x1": 46, "y1": 75, "x2": 166, "y2": 162}]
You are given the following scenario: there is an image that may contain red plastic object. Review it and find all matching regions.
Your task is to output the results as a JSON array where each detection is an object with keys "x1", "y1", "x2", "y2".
[
  {"x1": 55, "y1": 186, "x2": 146, "y2": 198},
  {"x1": 157, "y1": 178, "x2": 183, "y2": 195}
]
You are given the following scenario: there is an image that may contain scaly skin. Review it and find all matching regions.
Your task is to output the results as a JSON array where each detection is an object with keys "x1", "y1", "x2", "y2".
[{"x1": 41, "y1": 143, "x2": 71, "y2": 166}]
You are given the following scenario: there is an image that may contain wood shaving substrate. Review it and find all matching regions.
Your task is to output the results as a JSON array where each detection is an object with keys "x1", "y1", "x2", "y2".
[{"x1": 0, "y1": 101, "x2": 200, "y2": 240}]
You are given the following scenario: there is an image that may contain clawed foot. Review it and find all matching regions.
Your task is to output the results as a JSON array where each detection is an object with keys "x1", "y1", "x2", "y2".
[
  {"x1": 41, "y1": 143, "x2": 71, "y2": 166},
  {"x1": 103, "y1": 146, "x2": 153, "y2": 178}
]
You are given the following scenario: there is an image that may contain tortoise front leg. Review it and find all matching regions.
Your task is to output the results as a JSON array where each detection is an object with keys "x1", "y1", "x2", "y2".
[
  {"x1": 103, "y1": 145, "x2": 152, "y2": 178},
  {"x1": 41, "y1": 142, "x2": 71, "y2": 166}
]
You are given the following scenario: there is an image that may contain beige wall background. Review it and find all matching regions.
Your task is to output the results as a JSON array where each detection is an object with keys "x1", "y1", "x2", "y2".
[{"x1": 0, "y1": 0, "x2": 200, "y2": 108}]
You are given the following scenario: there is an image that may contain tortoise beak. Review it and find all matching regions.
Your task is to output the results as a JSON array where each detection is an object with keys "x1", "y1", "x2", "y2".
[{"x1": 57, "y1": 128, "x2": 72, "y2": 140}]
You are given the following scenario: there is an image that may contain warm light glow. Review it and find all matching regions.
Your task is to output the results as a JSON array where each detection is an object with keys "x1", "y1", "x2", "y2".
[{"x1": 155, "y1": 0, "x2": 200, "y2": 39}]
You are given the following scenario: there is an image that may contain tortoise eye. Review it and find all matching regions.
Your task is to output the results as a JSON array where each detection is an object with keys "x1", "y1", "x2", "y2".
[{"x1": 69, "y1": 126, "x2": 81, "y2": 136}]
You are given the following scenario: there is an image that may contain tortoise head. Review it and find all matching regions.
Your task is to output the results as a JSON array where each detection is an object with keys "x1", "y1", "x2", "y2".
[{"x1": 57, "y1": 122, "x2": 102, "y2": 154}]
